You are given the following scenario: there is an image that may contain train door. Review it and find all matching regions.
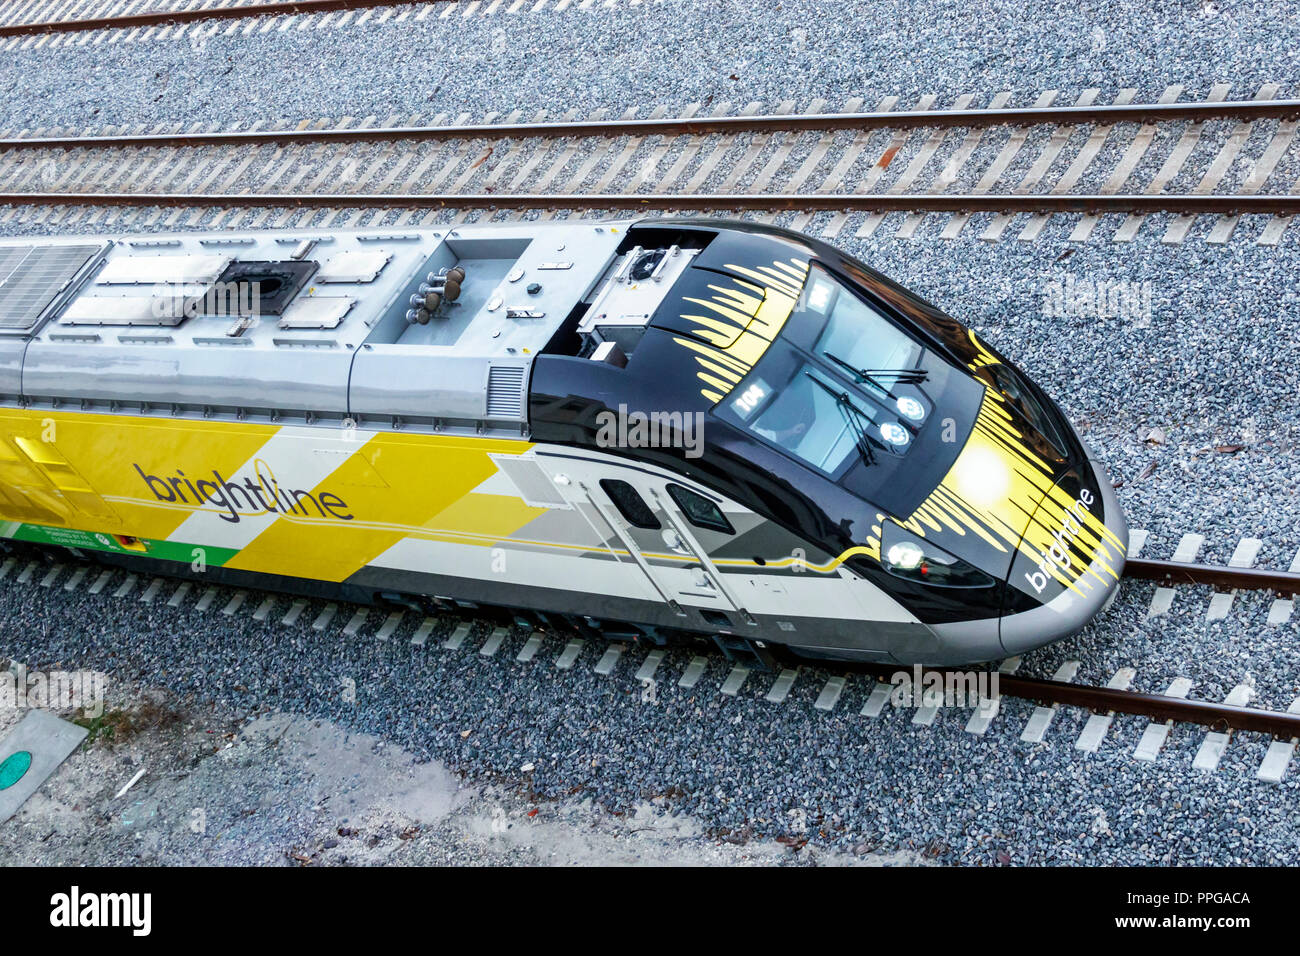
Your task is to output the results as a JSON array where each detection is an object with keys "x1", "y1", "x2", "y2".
[{"x1": 590, "y1": 471, "x2": 756, "y2": 629}]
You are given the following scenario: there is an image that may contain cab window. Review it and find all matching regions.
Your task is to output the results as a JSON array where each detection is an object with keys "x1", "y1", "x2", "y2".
[
  {"x1": 719, "y1": 341, "x2": 912, "y2": 476},
  {"x1": 667, "y1": 483, "x2": 734, "y2": 535},
  {"x1": 790, "y1": 263, "x2": 922, "y2": 374},
  {"x1": 601, "y1": 478, "x2": 660, "y2": 529}
]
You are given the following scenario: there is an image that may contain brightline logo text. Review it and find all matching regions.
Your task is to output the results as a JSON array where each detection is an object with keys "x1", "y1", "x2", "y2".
[{"x1": 135, "y1": 462, "x2": 354, "y2": 524}]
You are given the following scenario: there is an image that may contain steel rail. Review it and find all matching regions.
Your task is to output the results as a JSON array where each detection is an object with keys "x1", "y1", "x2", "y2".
[
  {"x1": 3, "y1": 100, "x2": 1300, "y2": 151},
  {"x1": 1, "y1": 192, "x2": 1298, "y2": 215},
  {"x1": 1124, "y1": 558, "x2": 1300, "y2": 595},
  {"x1": 0, "y1": 0, "x2": 436, "y2": 38},
  {"x1": 841, "y1": 662, "x2": 1300, "y2": 738},
  {"x1": 822, "y1": 559, "x2": 1300, "y2": 738}
]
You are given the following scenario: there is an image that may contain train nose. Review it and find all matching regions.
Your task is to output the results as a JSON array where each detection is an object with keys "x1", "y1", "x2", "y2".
[{"x1": 999, "y1": 451, "x2": 1128, "y2": 657}]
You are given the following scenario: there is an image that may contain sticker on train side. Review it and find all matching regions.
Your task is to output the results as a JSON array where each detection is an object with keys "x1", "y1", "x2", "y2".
[{"x1": 0, "y1": 520, "x2": 238, "y2": 566}]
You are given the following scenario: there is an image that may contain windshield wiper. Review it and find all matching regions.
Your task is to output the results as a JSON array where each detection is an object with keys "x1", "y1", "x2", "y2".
[
  {"x1": 805, "y1": 372, "x2": 877, "y2": 467},
  {"x1": 822, "y1": 351, "x2": 927, "y2": 400}
]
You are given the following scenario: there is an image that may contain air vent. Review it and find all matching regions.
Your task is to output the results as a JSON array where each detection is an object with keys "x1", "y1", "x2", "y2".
[
  {"x1": 485, "y1": 365, "x2": 526, "y2": 420},
  {"x1": 490, "y1": 455, "x2": 569, "y2": 509}
]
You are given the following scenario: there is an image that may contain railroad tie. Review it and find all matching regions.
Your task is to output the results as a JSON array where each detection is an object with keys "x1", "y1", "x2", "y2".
[
  {"x1": 1256, "y1": 698, "x2": 1300, "y2": 783},
  {"x1": 515, "y1": 631, "x2": 544, "y2": 662},
  {"x1": 555, "y1": 638, "x2": 584, "y2": 670},
  {"x1": 166, "y1": 581, "x2": 191, "y2": 608},
  {"x1": 814, "y1": 675, "x2": 846, "y2": 712},
  {"x1": 443, "y1": 621, "x2": 472, "y2": 651},
  {"x1": 720, "y1": 664, "x2": 749, "y2": 697},
  {"x1": 1265, "y1": 549, "x2": 1300, "y2": 625},
  {"x1": 1205, "y1": 538, "x2": 1262, "y2": 620},
  {"x1": 965, "y1": 656, "x2": 1021, "y2": 734},
  {"x1": 409, "y1": 617, "x2": 437, "y2": 647},
  {"x1": 1147, "y1": 533, "x2": 1204, "y2": 617},
  {"x1": 478, "y1": 626, "x2": 508, "y2": 657},
  {"x1": 282, "y1": 599, "x2": 308, "y2": 626},
  {"x1": 1192, "y1": 684, "x2": 1254, "y2": 771},
  {"x1": 678, "y1": 655, "x2": 708, "y2": 689},
  {"x1": 634, "y1": 649, "x2": 665, "y2": 683},
  {"x1": 376, "y1": 611, "x2": 405, "y2": 641},
  {"x1": 1075, "y1": 667, "x2": 1137, "y2": 752},
  {"x1": 1133, "y1": 677, "x2": 1194, "y2": 761},
  {"x1": 1019, "y1": 661, "x2": 1080, "y2": 743},
  {"x1": 764, "y1": 668, "x2": 799, "y2": 704},
  {"x1": 593, "y1": 643, "x2": 623, "y2": 675},
  {"x1": 253, "y1": 596, "x2": 277, "y2": 622}
]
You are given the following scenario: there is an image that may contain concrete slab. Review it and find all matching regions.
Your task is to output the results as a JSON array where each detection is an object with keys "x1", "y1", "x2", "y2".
[{"x1": 0, "y1": 710, "x2": 87, "y2": 826}]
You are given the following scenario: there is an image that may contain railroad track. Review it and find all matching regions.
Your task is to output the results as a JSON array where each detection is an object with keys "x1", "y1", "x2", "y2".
[
  {"x1": 0, "y1": 0, "x2": 627, "y2": 46},
  {"x1": 2, "y1": 524, "x2": 1299, "y2": 783},
  {"x1": 1, "y1": 88, "x2": 1299, "y2": 243},
  {"x1": 0, "y1": 0, "x2": 432, "y2": 39}
]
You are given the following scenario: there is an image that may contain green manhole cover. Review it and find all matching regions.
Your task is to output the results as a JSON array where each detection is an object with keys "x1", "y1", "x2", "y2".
[{"x1": 0, "y1": 750, "x2": 33, "y2": 790}]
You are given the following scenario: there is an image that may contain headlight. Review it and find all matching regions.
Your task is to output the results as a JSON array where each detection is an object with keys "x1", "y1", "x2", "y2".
[
  {"x1": 896, "y1": 396, "x2": 925, "y2": 421},
  {"x1": 880, "y1": 521, "x2": 997, "y2": 589},
  {"x1": 885, "y1": 540, "x2": 924, "y2": 570},
  {"x1": 879, "y1": 422, "x2": 910, "y2": 446}
]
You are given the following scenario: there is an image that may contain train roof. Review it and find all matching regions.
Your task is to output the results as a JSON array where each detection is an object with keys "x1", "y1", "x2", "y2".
[{"x1": 0, "y1": 221, "x2": 650, "y2": 435}]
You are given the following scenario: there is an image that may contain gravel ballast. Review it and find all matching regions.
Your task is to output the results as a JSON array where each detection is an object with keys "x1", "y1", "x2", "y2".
[
  {"x1": 1, "y1": 0, "x2": 1298, "y2": 867},
  {"x1": 0, "y1": 1, "x2": 1296, "y2": 134}
]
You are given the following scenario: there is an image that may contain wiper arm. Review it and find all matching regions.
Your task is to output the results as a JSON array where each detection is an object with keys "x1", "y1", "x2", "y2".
[
  {"x1": 805, "y1": 372, "x2": 877, "y2": 467},
  {"x1": 822, "y1": 351, "x2": 927, "y2": 400}
]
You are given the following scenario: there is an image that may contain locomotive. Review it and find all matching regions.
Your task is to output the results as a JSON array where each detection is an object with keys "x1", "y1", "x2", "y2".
[{"x1": 0, "y1": 217, "x2": 1125, "y2": 664}]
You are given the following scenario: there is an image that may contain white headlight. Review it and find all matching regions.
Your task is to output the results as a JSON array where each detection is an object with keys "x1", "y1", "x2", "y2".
[
  {"x1": 880, "y1": 422, "x2": 910, "y2": 446},
  {"x1": 807, "y1": 280, "x2": 834, "y2": 312},
  {"x1": 896, "y1": 396, "x2": 924, "y2": 421},
  {"x1": 886, "y1": 540, "x2": 924, "y2": 570}
]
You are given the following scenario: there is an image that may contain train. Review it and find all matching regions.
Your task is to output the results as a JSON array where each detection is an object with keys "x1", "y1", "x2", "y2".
[{"x1": 0, "y1": 217, "x2": 1126, "y2": 665}]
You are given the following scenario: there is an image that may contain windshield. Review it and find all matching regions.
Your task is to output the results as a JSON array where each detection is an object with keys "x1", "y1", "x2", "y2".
[
  {"x1": 721, "y1": 340, "x2": 926, "y2": 476},
  {"x1": 787, "y1": 263, "x2": 924, "y2": 375},
  {"x1": 711, "y1": 260, "x2": 988, "y2": 516},
  {"x1": 726, "y1": 359, "x2": 876, "y2": 474},
  {"x1": 716, "y1": 263, "x2": 936, "y2": 476}
]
